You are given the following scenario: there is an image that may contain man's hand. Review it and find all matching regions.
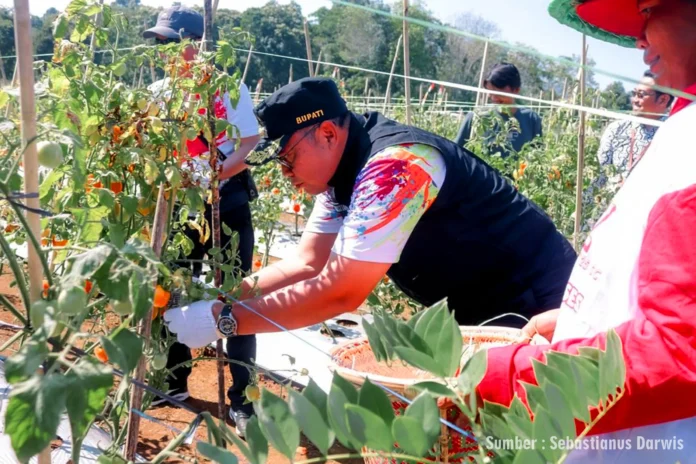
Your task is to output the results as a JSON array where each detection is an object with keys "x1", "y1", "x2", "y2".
[
  {"x1": 521, "y1": 308, "x2": 560, "y2": 343},
  {"x1": 163, "y1": 300, "x2": 221, "y2": 348}
]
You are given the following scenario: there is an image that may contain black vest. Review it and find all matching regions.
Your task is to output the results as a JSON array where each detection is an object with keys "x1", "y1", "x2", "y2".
[{"x1": 328, "y1": 112, "x2": 576, "y2": 324}]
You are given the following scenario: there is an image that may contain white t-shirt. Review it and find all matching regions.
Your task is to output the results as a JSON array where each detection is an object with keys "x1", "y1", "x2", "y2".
[{"x1": 304, "y1": 143, "x2": 447, "y2": 263}]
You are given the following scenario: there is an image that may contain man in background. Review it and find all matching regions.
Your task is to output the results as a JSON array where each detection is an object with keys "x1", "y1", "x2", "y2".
[
  {"x1": 454, "y1": 62, "x2": 543, "y2": 160},
  {"x1": 596, "y1": 70, "x2": 673, "y2": 183},
  {"x1": 143, "y1": 5, "x2": 259, "y2": 439}
]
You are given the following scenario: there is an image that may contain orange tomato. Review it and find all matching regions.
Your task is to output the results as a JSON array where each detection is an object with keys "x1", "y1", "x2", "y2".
[
  {"x1": 110, "y1": 181, "x2": 123, "y2": 194},
  {"x1": 4, "y1": 224, "x2": 19, "y2": 233},
  {"x1": 152, "y1": 307, "x2": 161, "y2": 320},
  {"x1": 112, "y1": 126, "x2": 123, "y2": 143},
  {"x1": 153, "y1": 285, "x2": 171, "y2": 309},
  {"x1": 84, "y1": 280, "x2": 93, "y2": 294},
  {"x1": 95, "y1": 346, "x2": 108, "y2": 363},
  {"x1": 292, "y1": 203, "x2": 301, "y2": 213},
  {"x1": 52, "y1": 237, "x2": 68, "y2": 247},
  {"x1": 254, "y1": 259, "x2": 262, "y2": 269},
  {"x1": 272, "y1": 188, "x2": 280, "y2": 195},
  {"x1": 42, "y1": 280, "x2": 49, "y2": 298}
]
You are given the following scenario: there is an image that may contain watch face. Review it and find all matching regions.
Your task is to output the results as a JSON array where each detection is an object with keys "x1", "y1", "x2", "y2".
[{"x1": 218, "y1": 317, "x2": 237, "y2": 336}]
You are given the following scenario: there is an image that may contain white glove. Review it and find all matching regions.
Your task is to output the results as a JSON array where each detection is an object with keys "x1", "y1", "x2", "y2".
[{"x1": 163, "y1": 300, "x2": 219, "y2": 348}]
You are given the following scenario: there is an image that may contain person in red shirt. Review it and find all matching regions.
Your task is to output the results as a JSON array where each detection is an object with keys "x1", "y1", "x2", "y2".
[{"x1": 478, "y1": 0, "x2": 696, "y2": 461}]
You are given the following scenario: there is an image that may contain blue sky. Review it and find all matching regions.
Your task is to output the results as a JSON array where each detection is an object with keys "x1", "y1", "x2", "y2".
[{"x1": 3, "y1": 0, "x2": 646, "y2": 89}]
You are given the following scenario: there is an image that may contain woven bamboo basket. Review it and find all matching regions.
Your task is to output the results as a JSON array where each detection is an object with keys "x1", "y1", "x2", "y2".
[{"x1": 328, "y1": 325, "x2": 524, "y2": 464}]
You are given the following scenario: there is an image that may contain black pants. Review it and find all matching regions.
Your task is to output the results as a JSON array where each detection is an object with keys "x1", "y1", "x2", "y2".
[{"x1": 167, "y1": 202, "x2": 256, "y2": 414}]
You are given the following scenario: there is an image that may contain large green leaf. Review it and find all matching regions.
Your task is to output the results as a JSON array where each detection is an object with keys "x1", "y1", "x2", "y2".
[
  {"x1": 129, "y1": 271, "x2": 153, "y2": 321},
  {"x1": 346, "y1": 404, "x2": 394, "y2": 452},
  {"x1": 599, "y1": 330, "x2": 625, "y2": 406},
  {"x1": 100, "y1": 328, "x2": 143, "y2": 373},
  {"x1": 457, "y1": 349, "x2": 487, "y2": 393},
  {"x1": 65, "y1": 360, "x2": 113, "y2": 463},
  {"x1": 544, "y1": 352, "x2": 588, "y2": 422},
  {"x1": 531, "y1": 407, "x2": 563, "y2": 463},
  {"x1": 395, "y1": 324, "x2": 432, "y2": 356},
  {"x1": 245, "y1": 416, "x2": 268, "y2": 464},
  {"x1": 542, "y1": 382, "x2": 575, "y2": 441},
  {"x1": 409, "y1": 381, "x2": 457, "y2": 399},
  {"x1": 72, "y1": 206, "x2": 109, "y2": 244},
  {"x1": 63, "y1": 244, "x2": 114, "y2": 286},
  {"x1": 254, "y1": 389, "x2": 300, "y2": 461},
  {"x1": 567, "y1": 360, "x2": 592, "y2": 424},
  {"x1": 574, "y1": 357, "x2": 600, "y2": 407},
  {"x1": 362, "y1": 319, "x2": 388, "y2": 362},
  {"x1": 4, "y1": 340, "x2": 48, "y2": 384},
  {"x1": 393, "y1": 347, "x2": 440, "y2": 377},
  {"x1": 436, "y1": 311, "x2": 463, "y2": 377},
  {"x1": 328, "y1": 375, "x2": 359, "y2": 450},
  {"x1": 358, "y1": 379, "x2": 395, "y2": 426},
  {"x1": 520, "y1": 382, "x2": 548, "y2": 415},
  {"x1": 288, "y1": 389, "x2": 334, "y2": 456},
  {"x1": 303, "y1": 378, "x2": 329, "y2": 424},
  {"x1": 504, "y1": 412, "x2": 534, "y2": 443},
  {"x1": 391, "y1": 416, "x2": 431, "y2": 457},
  {"x1": 511, "y1": 448, "x2": 547, "y2": 464},
  {"x1": 331, "y1": 371, "x2": 358, "y2": 404},
  {"x1": 197, "y1": 442, "x2": 238, "y2": 464},
  {"x1": 405, "y1": 392, "x2": 440, "y2": 444},
  {"x1": 5, "y1": 375, "x2": 70, "y2": 462}
]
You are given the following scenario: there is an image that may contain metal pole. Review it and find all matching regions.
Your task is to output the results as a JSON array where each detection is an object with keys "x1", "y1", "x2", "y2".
[
  {"x1": 475, "y1": 40, "x2": 489, "y2": 107},
  {"x1": 573, "y1": 35, "x2": 587, "y2": 250},
  {"x1": 12, "y1": 2, "x2": 49, "y2": 461},
  {"x1": 402, "y1": 0, "x2": 412, "y2": 125},
  {"x1": 304, "y1": 20, "x2": 314, "y2": 77},
  {"x1": 383, "y1": 34, "x2": 403, "y2": 114}
]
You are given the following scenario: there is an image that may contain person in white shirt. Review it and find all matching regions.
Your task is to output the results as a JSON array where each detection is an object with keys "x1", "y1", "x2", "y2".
[{"x1": 143, "y1": 5, "x2": 260, "y2": 438}]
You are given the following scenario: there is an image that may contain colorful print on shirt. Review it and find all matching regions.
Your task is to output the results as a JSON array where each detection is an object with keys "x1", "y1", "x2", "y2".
[{"x1": 304, "y1": 143, "x2": 446, "y2": 264}]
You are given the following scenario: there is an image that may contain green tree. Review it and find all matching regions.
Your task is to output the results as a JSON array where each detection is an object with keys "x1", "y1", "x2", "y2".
[{"x1": 600, "y1": 81, "x2": 631, "y2": 111}]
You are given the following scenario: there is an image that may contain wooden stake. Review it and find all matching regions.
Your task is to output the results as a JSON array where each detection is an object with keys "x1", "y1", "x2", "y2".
[
  {"x1": 383, "y1": 34, "x2": 403, "y2": 114},
  {"x1": 314, "y1": 49, "x2": 323, "y2": 76},
  {"x1": 124, "y1": 184, "x2": 170, "y2": 460},
  {"x1": 475, "y1": 40, "x2": 489, "y2": 107},
  {"x1": 241, "y1": 44, "x2": 253, "y2": 85},
  {"x1": 13, "y1": 2, "x2": 48, "y2": 461},
  {"x1": 303, "y1": 20, "x2": 314, "y2": 77},
  {"x1": 288, "y1": 63, "x2": 293, "y2": 84},
  {"x1": 201, "y1": 0, "x2": 227, "y2": 434},
  {"x1": 574, "y1": 35, "x2": 587, "y2": 250},
  {"x1": 402, "y1": 0, "x2": 412, "y2": 125}
]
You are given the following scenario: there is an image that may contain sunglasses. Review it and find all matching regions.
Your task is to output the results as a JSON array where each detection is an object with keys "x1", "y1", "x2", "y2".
[
  {"x1": 247, "y1": 124, "x2": 320, "y2": 169},
  {"x1": 631, "y1": 90, "x2": 656, "y2": 98}
]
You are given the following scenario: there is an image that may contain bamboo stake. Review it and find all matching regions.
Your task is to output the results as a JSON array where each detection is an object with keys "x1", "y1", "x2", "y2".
[
  {"x1": 314, "y1": 49, "x2": 323, "y2": 76},
  {"x1": 288, "y1": 63, "x2": 293, "y2": 84},
  {"x1": 241, "y1": 44, "x2": 253, "y2": 85},
  {"x1": 124, "y1": 185, "x2": 169, "y2": 460},
  {"x1": 13, "y1": 2, "x2": 48, "y2": 461},
  {"x1": 475, "y1": 40, "x2": 489, "y2": 107},
  {"x1": 0, "y1": 56, "x2": 7, "y2": 85},
  {"x1": 201, "y1": 0, "x2": 227, "y2": 435},
  {"x1": 574, "y1": 35, "x2": 587, "y2": 250},
  {"x1": 382, "y1": 34, "x2": 403, "y2": 114},
  {"x1": 303, "y1": 20, "x2": 314, "y2": 77},
  {"x1": 402, "y1": 0, "x2": 412, "y2": 125}
]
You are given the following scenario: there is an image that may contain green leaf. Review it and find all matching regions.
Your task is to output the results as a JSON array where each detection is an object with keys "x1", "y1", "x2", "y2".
[
  {"x1": 512, "y1": 448, "x2": 547, "y2": 464},
  {"x1": 405, "y1": 392, "x2": 440, "y2": 444},
  {"x1": 72, "y1": 206, "x2": 109, "y2": 244},
  {"x1": 573, "y1": 358, "x2": 600, "y2": 407},
  {"x1": 66, "y1": 0, "x2": 87, "y2": 15},
  {"x1": 578, "y1": 346, "x2": 601, "y2": 362},
  {"x1": 254, "y1": 389, "x2": 300, "y2": 460},
  {"x1": 5, "y1": 340, "x2": 48, "y2": 384},
  {"x1": 328, "y1": 375, "x2": 359, "y2": 450},
  {"x1": 303, "y1": 378, "x2": 329, "y2": 424},
  {"x1": 542, "y1": 382, "x2": 575, "y2": 441},
  {"x1": 5, "y1": 375, "x2": 70, "y2": 462},
  {"x1": 406, "y1": 310, "x2": 426, "y2": 329},
  {"x1": 346, "y1": 404, "x2": 394, "y2": 452},
  {"x1": 53, "y1": 14, "x2": 69, "y2": 38},
  {"x1": 532, "y1": 407, "x2": 564, "y2": 463},
  {"x1": 121, "y1": 195, "x2": 138, "y2": 215},
  {"x1": 362, "y1": 319, "x2": 388, "y2": 362},
  {"x1": 197, "y1": 442, "x2": 238, "y2": 464},
  {"x1": 395, "y1": 324, "x2": 432, "y2": 356},
  {"x1": 83, "y1": 3, "x2": 102, "y2": 16},
  {"x1": 508, "y1": 396, "x2": 531, "y2": 419},
  {"x1": 222, "y1": 222, "x2": 233, "y2": 236},
  {"x1": 521, "y1": 382, "x2": 548, "y2": 415},
  {"x1": 96, "y1": 188, "x2": 115, "y2": 208},
  {"x1": 437, "y1": 311, "x2": 463, "y2": 377},
  {"x1": 358, "y1": 379, "x2": 395, "y2": 426},
  {"x1": 65, "y1": 360, "x2": 113, "y2": 462},
  {"x1": 108, "y1": 223, "x2": 126, "y2": 248},
  {"x1": 408, "y1": 381, "x2": 457, "y2": 399},
  {"x1": 479, "y1": 410, "x2": 515, "y2": 460},
  {"x1": 100, "y1": 328, "x2": 143, "y2": 372},
  {"x1": 391, "y1": 416, "x2": 431, "y2": 457},
  {"x1": 215, "y1": 119, "x2": 232, "y2": 136},
  {"x1": 457, "y1": 349, "x2": 487, "y2": 393},
  {"x1": 393, "y1": 346, "x2": 441, "y2": 377},
  {"x1": 544, "y1": 352, "x2": 588, "y2": 423},
  {"x1": 414, "y1": 299, "x2": 447, "y2": 348},
  {"x1": 288, "y1": 389, "x2": 334, "y2": 456},
  {"x1": 504, "y1": 411, "x2": 534, "y2": 441},
  {"x1": 245, "y1": 416, "x2": 268, "y2": 464},
  {"x1": 600, "y1": 330, "x2": 626, "y2": 404},
  {"x1": 97, "y1": 456, "x2": 128, "y2": 464},
  {"x1": 64, "y1": 244, "x2": 113, "y2": 286},
  {"x1": 39, "y1": 169, "x2": 63, "y2": 199},
  {"x1": 130, "y1": 272, "x2": 153, "y2": 321},
  {"x1": 331, "y1": 371, "x2": 358, "y2": 404}
]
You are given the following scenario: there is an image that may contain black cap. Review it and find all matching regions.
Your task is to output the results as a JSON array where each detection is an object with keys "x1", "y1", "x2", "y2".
[
  {"x1": 143, "y1": 6, "x2": 204, "y2": 40},
  {"x1": 245, "y1": 77, "x2": 349, "y2": 166}
]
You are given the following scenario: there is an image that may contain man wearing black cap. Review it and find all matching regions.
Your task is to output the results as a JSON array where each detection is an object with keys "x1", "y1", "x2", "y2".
[
  {"x1": 143, "y1": 6, "x2": 260, "y2": 438},
  {"x1": 164, "y1": 76, "x2": 577, "y2": 350}
]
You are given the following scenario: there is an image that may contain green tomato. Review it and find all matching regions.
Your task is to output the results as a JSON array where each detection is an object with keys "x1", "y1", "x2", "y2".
[
  {"x1": 37, "y1": 141, "x2": 64, "y2": 169},
  {"x1": 137, "y1": 98, "x2": 148, "y2": 112},
  {"x1": 57, "y1": 286, "x2": 87, "y2": 315},
  {"x1": 30, "y1": 300, "x2": 52, "y2": 328},
  {"x1": 112, "y1": 299, "x2": 133, "y2": 316},
  {"x1": 113, "y1": 62, "x2": 127, "y2": 77},
  {"x1": 151, "y1": 353, "x2": 168, "y2": 370}
]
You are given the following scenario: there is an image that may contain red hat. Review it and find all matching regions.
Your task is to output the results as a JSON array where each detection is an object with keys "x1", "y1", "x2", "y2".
[{"x1": 548, "y1": 0, "x2": 644, "y2": 48}]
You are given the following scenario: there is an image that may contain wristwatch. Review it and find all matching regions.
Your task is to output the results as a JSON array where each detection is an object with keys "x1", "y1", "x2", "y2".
[{"x1": 216, "y1": 304, "x2": 238, "y2": 337}]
